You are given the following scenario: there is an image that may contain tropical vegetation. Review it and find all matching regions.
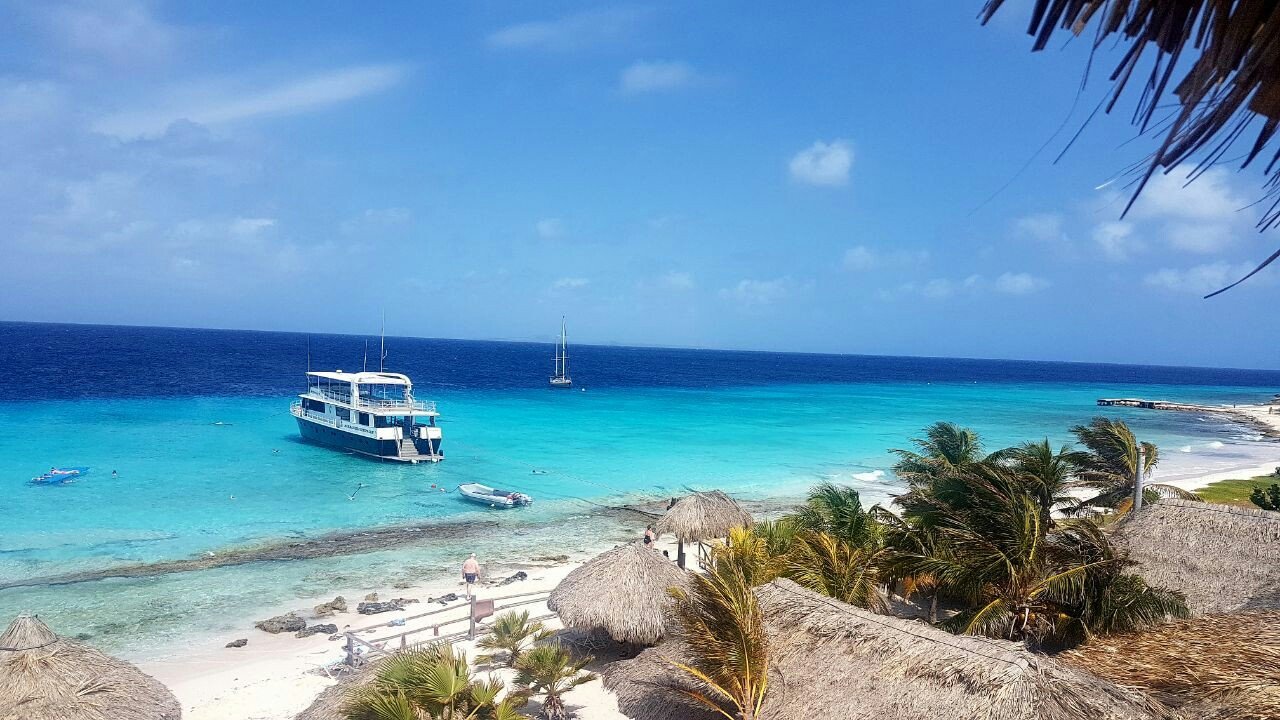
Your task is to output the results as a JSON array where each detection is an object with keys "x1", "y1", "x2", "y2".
[
  {"x1": 342, "y1": 643, "x2": 526, "y2": 720},
  {"x1": 1251, "y1": 483, "x2": 1280, "y2": 512},
  {"x1": 511, "y1": 643, "x2": 596, "y2": 720},
  {"x1": 476, "y1": 610, "x2": 554, "y2": 667}
]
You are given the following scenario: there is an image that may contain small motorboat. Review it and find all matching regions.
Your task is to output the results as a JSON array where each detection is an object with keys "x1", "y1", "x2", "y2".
[
  {"x1": 457, "y1": 483, "x2": 533, "y2": 508},
  {"x1": 30, "y1": 466, "x2": 89, "y2": 485}
]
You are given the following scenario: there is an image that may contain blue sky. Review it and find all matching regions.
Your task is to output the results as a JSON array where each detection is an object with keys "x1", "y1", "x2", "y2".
[{"x1": 2, "y1": 1, "x2": 1277, "y2": 369}]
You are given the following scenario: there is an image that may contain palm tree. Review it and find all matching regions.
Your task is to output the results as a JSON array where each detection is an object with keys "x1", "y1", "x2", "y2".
[
  {"x1": 666, "y1": 561, "x2": 769, "y2": 720},
  {"x1": 1070, "y1": 417, "x2": 1196, "y2": 513},
  {"x1": 891, "y1": 422, "x2": 986, "y2": 488},
  {"x1": 784, "y1": 531, "x2": 886, "y2": 613},
  {"x1": 996, "y1": 438, "x2": 1086, "y2": 521},
  {"x1": 512, "y1": 643, "x2": 595, "y2": 720},
  {"x1": 791, "y1": 482, "x2": 880, "y2": 548},
  {"x1": 343, "y1": 644, "x2": 526, "y2": 720},
  {"x1": 713, "y1": 525, "x2": 786, "y2": 587},
  {"x1": 888, "y1": 463, "x2": 1187, "y2": 649},
  {"x1": 874, "y1": 506, "x2": 945, "y2": 623},
  {"x1": 476, "y1": 610, "x2": 553, "y2": 667}
]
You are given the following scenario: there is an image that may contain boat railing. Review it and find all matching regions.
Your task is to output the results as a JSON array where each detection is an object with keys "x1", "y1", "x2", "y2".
[{"x1": 303, "y1": 388, "x2": 435, "y2": 413}]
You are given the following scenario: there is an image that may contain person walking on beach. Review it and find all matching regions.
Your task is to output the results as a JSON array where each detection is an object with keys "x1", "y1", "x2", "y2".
[
  {"x1": 643, "y1": 525, "x2": 657, "y2": 547},
  {"x1": 462, "y1": 553, "x2": 481, "y2": 598}
]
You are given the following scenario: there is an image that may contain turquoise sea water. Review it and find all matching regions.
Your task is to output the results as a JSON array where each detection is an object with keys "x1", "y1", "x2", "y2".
[{"x1": 2, "y1": 323, "x2": 1278, "y2": 658}]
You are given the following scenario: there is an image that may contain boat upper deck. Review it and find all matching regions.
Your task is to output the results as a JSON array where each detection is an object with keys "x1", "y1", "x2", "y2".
[{"x1": 302, "y1": 371, "x2": 439, "y2": 416}]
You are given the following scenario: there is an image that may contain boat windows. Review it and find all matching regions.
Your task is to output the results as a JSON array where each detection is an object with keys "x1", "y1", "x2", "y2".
[
  {"x1": 302, "y1": 398, "x2": 326, "y2": 413},
  {"x1": 359, "y1": 383, "x2": 407, "y2": 405},
  {"x1": 336, "y1": 407, "x2": 351, "y2": 421},
  {"x1": 358, "y1": 412, "x2": 371, "y2": 426}
]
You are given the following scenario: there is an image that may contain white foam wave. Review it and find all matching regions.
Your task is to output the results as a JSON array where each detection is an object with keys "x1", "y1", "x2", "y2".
[{"x1": 852, "y1": 469, "x2": 885, "y2": 483}]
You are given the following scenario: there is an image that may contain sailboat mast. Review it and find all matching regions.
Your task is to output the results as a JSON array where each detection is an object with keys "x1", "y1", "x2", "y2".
[
  {"x1": 561, "y1": 318, "x2": 568, "y2": 376},
  {"x1": 379, "y1": 312, "x2": 385, "y2": 373}
]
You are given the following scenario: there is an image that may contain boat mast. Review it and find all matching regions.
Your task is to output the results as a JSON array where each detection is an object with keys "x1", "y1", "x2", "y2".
[
  {"x1": 560, "y1": 317, "x2": 569, "y2": 378},
  {"x1": 379, "y1": 312, "x2": 386, "y2": 373}
]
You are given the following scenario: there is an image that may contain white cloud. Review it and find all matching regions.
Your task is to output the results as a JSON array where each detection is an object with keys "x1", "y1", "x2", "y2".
[
  {"x1": 94, "y1": 64, "x2": 409, "y2": 138},
  {"x1": 42, "y1": 0, "x2": 178, "y2": 67},
  {"x1": 1092, "y1": 220, "x2": 1142, "y2": 261},
  {"x1": 487, "y1": 7, "x2": 648, "y2": 51},
  {"x1": 994, "y1": 272, "x2": 1049, "y2": 294},
  {"x1": 1165, "y1": 222, "x2": 1235, "y2": 254},
  {"x1": 536, "y1": 218, "x2": 564, "y2": 239},
  {"x1": 551, "y1": 277, "x2": 590, "y2": 290},
  {"x1": 788, "y1": 140, "x2": 852, "y2": 187},
  {"x1": 620, "y1": 61, "x2": 699, "y2": 94},
  {"x1": 1129, "y1": 169, "x2": 1247, "y2": 254},
  {"x1": 921, "y1": 278, "x2": 954, "y2": 298},
  {"x1": 1014, "y1": 212, "x2": 1073, "y2": 256},
  {"x1": 230, "y1": 217, "x2": 275, "y2": 236},
  {"x1": 719, "y1": 277, "x2": 793, "y2": 306},
  {"x1": 842, "y1": 245, "x2": 929, "y2": 271},
  {"x1": 660, "y1": 271, "x2": 694, "y2": 289},
  {"x1": 1143, "y1": 262, "x2": 1255, "y2": 295}
]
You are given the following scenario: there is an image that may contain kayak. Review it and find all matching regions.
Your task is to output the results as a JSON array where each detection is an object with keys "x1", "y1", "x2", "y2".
[{"x1": 457, "y1": 483, "x2": 533, "y2": 508}]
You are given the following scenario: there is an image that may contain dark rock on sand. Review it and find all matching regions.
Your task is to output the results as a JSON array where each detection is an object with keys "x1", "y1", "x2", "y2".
[
  {"x1": 498, "y1": 571, "x2": 528, "y2": 586},
  {"x1": 255, "y1": 612, "x2": 306, "y2": 634},
  {"x1": 392, "y1": 581, "x2": 412, "y2": 589},
  {"x1": 296, "y1": 623, "x2": 339, "y2": 638},
  {"x1": 314, "y1": 596, "x2": 347, "y2": 616},
  {"x1": 357, "y1": 601, "x2": 404, "y2": 615},
  {"x1": 430, "y1": 593, "x2": 460, "y2": 605},
  {"x1": 226, "y1": 638, "x2": 248, "y2": 648},
  {"x1": 532, "y1": 554, "x2": 569, "y2": 563},
  {"x1": 390, "y1": 597, "x2": 420, "y2": 605}
]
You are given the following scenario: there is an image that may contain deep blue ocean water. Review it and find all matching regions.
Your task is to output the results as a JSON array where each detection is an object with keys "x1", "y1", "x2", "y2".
[{"x1": 2, "y1": 321, "x2": 1279, "y2": 658}]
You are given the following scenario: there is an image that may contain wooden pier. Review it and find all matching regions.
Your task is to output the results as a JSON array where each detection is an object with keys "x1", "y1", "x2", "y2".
[{"x1": 1096, "y1": 398, "x2": 1280, "y2": 439}]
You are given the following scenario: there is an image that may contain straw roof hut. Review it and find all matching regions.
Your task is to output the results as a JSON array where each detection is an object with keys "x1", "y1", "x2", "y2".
[
  {"x1": 294, "y1": 672, "x2": 373, "y2": 720},
  {"x1": 1060, "y1": 610, "x2": 1280, "y2": 720},
  {"x1": 548, "y1": 541, "x2": 691, "y2": 645},
  {"x1": 0, "y1": 614, "x2": 182, "y2": 720},
  {"x1": 1115, "y1": 499, "x2": 1280, "y2": 615},
  {"x1": 655, "y1": 490, "x2": 753, "y2": 569},
  {"x1": 655, "y1": 490, "x2": 753, "y2": 542},
  {"x1": 605, "y1": 579, "x2": 1175, "y2": 720}
]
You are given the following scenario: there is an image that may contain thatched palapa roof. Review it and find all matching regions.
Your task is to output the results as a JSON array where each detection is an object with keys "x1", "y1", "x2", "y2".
[
  {"x1": 294, "y1": 670, "x2": 374, "y2": 720},
  {"x1": 1061, "y1": 610, "x2": 1280, "y2": 720},
  {"x1": 0, "y1": 614, "x2": 182, "y2": 720},
  {"x1": 605, "y1": 579, "x2": 1174, "y2": 720},
  {"x1": 1116, "y1": 499, "x2": 1280, "y2": 614},
  {"x1": 548, "y1": 541, "x2": 691, "y2": 645},
  {"x1": 654, "y1": 490, "x2": 753, "y2": 542}
]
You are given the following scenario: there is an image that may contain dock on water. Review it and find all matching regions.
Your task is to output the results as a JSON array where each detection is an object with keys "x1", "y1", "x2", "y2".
[{"x1": 1096, "y1": 397, "x2": 1280, "y2": 439}]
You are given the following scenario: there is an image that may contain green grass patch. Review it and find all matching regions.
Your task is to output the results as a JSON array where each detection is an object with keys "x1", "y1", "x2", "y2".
[{"x1": 1195, "y1": 474, "x2": 1280, "y2": 507}]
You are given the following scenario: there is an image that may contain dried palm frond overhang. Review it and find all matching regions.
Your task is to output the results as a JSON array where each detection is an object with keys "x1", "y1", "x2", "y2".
[
  {"x1": 1115, "y1": 498, "x2": 1280, "y2": 614},
  {"x1": 548, "y1": 540, "x2": 693, "y2": 645},
  {"x1": 1060, "y1": 610, "x2": 1280, "y2": 720},
  {"x1": 654, "y1": 490, "x2": 754, "y2": 543},
  {"x1": 0, "y1": 614, "x2": 182, "y2": 720},
  {"x1": 295, "y1": 669, "x2": 375, "y2": 720},
  {"x1": 980, "y1": 1, "x2": 1280, "y2": 296},
  {"x1": 604, "y1": 579, "x2": 1177, "y2": 720}
]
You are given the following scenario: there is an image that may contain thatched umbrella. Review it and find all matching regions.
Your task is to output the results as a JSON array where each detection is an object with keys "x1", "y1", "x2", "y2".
[
  {"x1": 0, "y1": 614, "x2": 182, "y2": 720},
  {"x1": 1115, "y1": 499, "x2": 1280, "y2": 615},
  {"x1": 548, "y1": 541, "x2": 691, "y2": 645},
  {"x1": 295, "y1": 670, "x2": 374, "y2": 720},
  {"x1": 654, "y1": 490, "x2": 753, "y2": 569},
  {"x1": 1060, "y1": 610, "x2": 1280, "y2": 720},
  {"x1": 605, "y1": 579, "x2": 1175, "y2": 720}
]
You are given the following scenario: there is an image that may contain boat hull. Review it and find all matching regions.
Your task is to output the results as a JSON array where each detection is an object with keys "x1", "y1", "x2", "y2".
[{"x1": 295, "y1": 416, "x2": 441, "y2": 462}]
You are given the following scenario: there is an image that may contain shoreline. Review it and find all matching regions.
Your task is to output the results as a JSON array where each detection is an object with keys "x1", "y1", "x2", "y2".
[{"x1": 135, "y1": 439, "x2": 1280, "y2": 720}]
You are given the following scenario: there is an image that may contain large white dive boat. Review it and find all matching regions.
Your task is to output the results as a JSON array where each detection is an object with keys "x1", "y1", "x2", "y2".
[{"x1": 290, "y1": 371, "x2": 443, "y2": 463}]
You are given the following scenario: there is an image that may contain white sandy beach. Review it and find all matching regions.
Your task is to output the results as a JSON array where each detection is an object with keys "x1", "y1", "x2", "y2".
[{"x1": 138, "y1": 403, "x2": 1280, "y2": 720}]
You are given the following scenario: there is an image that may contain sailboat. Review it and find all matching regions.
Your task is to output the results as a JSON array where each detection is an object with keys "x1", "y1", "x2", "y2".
[{"x1": 550, "y1": 317, "x2": 572, "y2": 388}]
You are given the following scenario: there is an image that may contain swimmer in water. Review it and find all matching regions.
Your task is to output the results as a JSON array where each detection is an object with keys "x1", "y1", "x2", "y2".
[{"x1": 111, "y1": 470, "x2": 118, "y2": 478}]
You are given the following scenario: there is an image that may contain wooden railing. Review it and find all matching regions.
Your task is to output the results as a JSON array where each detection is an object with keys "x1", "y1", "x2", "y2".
[{"x1": 343, "y1": 589, "x2": 553, "y2": 666}]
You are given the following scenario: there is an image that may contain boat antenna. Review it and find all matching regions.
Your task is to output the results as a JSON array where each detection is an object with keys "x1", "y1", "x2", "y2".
[
  {"x1": 379, "y1": 311, "x2": 387, "y2": 372},
  {"x1": 363, "y1": 340, "x2": 369, "y2": 372}
]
